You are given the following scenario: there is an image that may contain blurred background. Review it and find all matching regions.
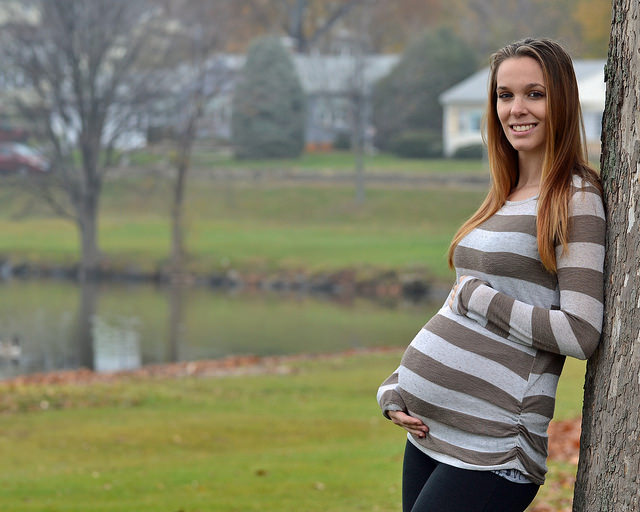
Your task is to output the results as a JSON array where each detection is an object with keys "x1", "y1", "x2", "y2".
[{"x1": 0, "y1": 0, "x2": 611, "y2": 379}]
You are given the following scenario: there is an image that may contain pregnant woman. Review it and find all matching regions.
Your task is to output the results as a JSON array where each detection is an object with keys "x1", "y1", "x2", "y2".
[{"x1": 377, "y1": 38, "x2": 605, "y2": 512}]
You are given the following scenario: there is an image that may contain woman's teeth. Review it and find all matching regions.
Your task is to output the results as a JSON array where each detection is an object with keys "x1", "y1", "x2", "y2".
[{"x1": 512, "y1": 124, "x2": 535, "y2": 132}]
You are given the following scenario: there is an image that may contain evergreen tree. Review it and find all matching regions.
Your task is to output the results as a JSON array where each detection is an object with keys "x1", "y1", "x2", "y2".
[
  {"x1": 372, "y1": 27, "x2": 477, "y2": 155},
  {"x1": 232, "y1": 36, "x2": 305, "y2": 159}
]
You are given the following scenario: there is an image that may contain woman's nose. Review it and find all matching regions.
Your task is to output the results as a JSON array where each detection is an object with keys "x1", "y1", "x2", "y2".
[{"x1": 511, "y1": 96, "x2": 528, "y2": 115}]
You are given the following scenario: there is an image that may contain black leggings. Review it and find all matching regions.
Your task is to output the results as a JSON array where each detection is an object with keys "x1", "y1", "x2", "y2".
[{"x1": 402, "y1": 440, "x2": 540, "y2": 512}]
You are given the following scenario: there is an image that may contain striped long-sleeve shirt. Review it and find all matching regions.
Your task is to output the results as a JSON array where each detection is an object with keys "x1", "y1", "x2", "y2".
[{"x1": 377, "y1": 176, "x2": 605, "y2": 485}]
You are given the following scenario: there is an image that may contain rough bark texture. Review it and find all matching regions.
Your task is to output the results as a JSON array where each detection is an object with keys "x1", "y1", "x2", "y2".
[{"x1": 573, "y1": 2, "x2": 640, "y2": 511}]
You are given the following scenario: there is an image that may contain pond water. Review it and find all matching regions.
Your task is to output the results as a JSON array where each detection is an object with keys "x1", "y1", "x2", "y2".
[{"x1": 0, "y1": 279, "x2": 444, "y2": 380}]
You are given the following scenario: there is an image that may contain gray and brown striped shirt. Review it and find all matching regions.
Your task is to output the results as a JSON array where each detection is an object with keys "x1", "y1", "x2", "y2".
[{"x1": 377, "y1": 176, "x2": 605, "y2": 485}]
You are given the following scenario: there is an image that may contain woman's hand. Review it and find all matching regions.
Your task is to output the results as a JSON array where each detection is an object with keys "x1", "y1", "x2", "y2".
[
  {"x1": 388, "y1": 410, "x2": 429, "y2": 438},
  {"x1": 448, "y1": 275, "x2": 469, "y2": 308}
]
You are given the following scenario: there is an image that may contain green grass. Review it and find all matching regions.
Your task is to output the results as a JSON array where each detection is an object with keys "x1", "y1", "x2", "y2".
[
  {"x1": 554, "y1": 357, "x2": 587, "y2": 420},
  {"x1": 0, "y1": 352, "x2": 586, "y2": 512},
  {"x1": 127, "y1": 148, "x2": 488, "y2": 175},
  {"x1": 0, "y1": 176, "x2": 486, "y2": 280}
]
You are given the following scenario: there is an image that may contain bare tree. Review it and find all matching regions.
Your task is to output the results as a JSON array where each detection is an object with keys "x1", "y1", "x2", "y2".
[
  {"x1": 344, "y1": 0, "x2": 377, "y2": 203},
  {"x1": 350, "y1": 36, "x2": 367, "y2": 203},
  {"x1": 238, "y1": 0, "x2": 367, "y2": 53},
  {"x1": 573, "y1": 1, "x2": 640, "y2": 510},
  {"x1": 0, "y1": 0, "x2": 164, "y2": 278},
  {"x1": 157, "y1": 0, "x2": 235, "y2": 279},
  {"x1": 445, "y1": 0, "x2": 584, "y2": 58}
]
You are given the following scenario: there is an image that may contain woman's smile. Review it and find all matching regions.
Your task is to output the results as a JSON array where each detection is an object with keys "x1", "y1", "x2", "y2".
[{"x1": 511, "y1": 123, "x2": 537, "y2": 133}]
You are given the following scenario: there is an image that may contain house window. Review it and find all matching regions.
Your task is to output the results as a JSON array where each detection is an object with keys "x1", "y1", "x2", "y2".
[
  {"x1": 333, "y1": 107, "x2": 347, "y2": 129},
  {"x1": 458, "y1": 109, "x2": 483, "y2": 134},
  {"x1": 312, "y1": 98, "x2": 333, "y2": 128}
]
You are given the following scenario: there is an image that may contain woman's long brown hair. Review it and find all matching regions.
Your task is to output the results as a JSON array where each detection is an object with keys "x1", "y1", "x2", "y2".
[{"x1": 447, "y1": 38, "x2": 602, "y2": 273}]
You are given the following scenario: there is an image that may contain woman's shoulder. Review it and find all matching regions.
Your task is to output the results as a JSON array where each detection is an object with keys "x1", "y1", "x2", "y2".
[
  {"x1": 569, "y1": 173, "x2": 605, "y2": 218},
  {"x1": 571, "y1": 165, "x2": 602, "y2": 192}
]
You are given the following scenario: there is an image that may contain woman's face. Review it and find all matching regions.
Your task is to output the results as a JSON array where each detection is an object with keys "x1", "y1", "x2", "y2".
[{"x1": 495, "y1": 57, "x2": 547, "y2": 159}]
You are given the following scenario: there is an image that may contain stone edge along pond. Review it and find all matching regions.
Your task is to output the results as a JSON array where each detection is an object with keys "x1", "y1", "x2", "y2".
[{"x1": 0, "y1": 258, "x2": 449, "y2": 302}]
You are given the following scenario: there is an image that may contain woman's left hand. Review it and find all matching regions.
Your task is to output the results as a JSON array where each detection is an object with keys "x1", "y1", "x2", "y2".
[{"x1": 448, "y1": 275, "x2": 469, "y2": 308}]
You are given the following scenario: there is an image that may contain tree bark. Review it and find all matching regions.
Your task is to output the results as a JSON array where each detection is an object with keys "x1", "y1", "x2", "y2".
[
  {"x1": 351, "y1": 30, "x2": 366, "y2": 204},
  {"x1": 78, "y1": 210, "x2": 101, "y2": 280},
  {"x1": 77, "y1": 168, "x2": 102, "y2": 280},
  {"x1": 167, "y1": 283, "x2": 185, "y2": 363},
  {"x1": 73, "y1": 278, "x2": 98, "y2": 371},
  {"x1": 573, "y1": 2, "x2": 640, "y2": 511},
  {"x1": 170, "y1": 150, "x2": 189, "y2": 279}
]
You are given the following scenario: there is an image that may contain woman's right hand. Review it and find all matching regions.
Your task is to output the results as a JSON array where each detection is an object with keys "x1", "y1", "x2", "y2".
[{"x1": 388, "y1": 410, "x2": 429, "y2": 438}]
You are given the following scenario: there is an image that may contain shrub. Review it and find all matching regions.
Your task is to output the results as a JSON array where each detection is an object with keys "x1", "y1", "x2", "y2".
[
  {"x1": 372, "y1": 27, "x2": 477, "y2": 152},
  {"x1": 453, "y1": 144, "x2": 485, "y2": 159},
  {"x1": 389, "y1": 130, "x2": 442, "y2": 159},
  {"x1": 146, "y1": 126, "x2": 176, "y2": 144},
  {"x1": 332, "y1": 131, "x2": 351, "y2": 150},
  {"x1": 231, "y1": 37, "x2": 306, "y2": 159}
]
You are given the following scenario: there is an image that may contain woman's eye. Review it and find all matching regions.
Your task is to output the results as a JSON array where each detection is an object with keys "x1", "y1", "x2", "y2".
[
  {"x1": 497, "y1": 92, "x2": 512, "y2": 99},
  {"x1": 529, "y1": 91, "x2": 545, "y2": 98}
]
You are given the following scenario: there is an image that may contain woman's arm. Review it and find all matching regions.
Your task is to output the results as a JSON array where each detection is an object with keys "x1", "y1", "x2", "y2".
[
  {"x1": 450, "y1": 187, "x2": 605, "y2": 359},
  {"x1": 377, "y1": 367, "x2": 408, "y2": 419}
]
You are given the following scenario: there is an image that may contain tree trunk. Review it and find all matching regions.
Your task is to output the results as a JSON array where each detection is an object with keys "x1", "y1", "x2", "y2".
[
  {"x1": 352, "y1": 55, "x2": 366, "y2": 204},
  {"x1": 288, "y1": 0, "x2": 308, "y2": 53},
  {"x1": 351, "y1": 7, "x2": 372, "y2": 204},
  {"x1": 170, "y1": 100, "x2": 202, "y2": 282},
  {"x1": 74, "y1": 278, "x2": 98, "y2": 371},
  {"x1": 573, "y1": 2, "x2": 640, "y2": 511},
  {"x1": 167, "y1": 283, "x2": 185, "y2": 363},
  {"x1": 78, "y1": 192, "x2": 101, "y2": 280},
  {"x1": 169, "y1": 45, "x2": 206, "y2": 283},
  {"x1": 170, "y1": 156, "x2": 188, "y2": 280}
]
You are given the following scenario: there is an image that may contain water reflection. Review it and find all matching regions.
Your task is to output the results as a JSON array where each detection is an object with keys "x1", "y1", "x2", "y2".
[
  {"x1": 75, "y1": 278, "x2": 97, "y2": 371},
  {"x1": 167, "y1": 283, "x2": 185, "y2": 364},
  {"x1": 93, "y1": 315, "x2": 141, "y2": 372},
  {"x1": 0, "y1": 279, "x2": 443, "y2": 380}
]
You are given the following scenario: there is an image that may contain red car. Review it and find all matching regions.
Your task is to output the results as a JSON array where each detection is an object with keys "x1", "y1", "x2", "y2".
[{"x1": 0, "y1": 143, "x2": 50, "y2": 174}]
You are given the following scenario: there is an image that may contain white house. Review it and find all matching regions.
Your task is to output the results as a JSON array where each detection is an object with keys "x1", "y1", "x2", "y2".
[
  {"x1": 439, "y1": 60, "x2": 606, "y2": 158},
  {"x1": 203, "y1": 53, "x2": 399, "y2": 148},
  {"x1": 292, "y1": 54, "x2": 398, "y2": 148}
]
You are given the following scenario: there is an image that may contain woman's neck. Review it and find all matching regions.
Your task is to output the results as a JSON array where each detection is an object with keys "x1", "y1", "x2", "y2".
[
  {"x1": 507, "y1": 152, "x2": 543, "y2": 201},
  {"x1": 516, "y1": 152, "x2": 543, "y2": 190}
]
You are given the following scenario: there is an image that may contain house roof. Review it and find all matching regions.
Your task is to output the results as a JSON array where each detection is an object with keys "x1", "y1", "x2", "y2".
[
  {"x1": 209, "y1": 53, "x2": 400, "y2": 95},
  {"x1": 292, "y1": 54, "x2": 399, "y2": 94},
  {"x1": 439, "y1": 59, "x2": 606, "y2": 108}
]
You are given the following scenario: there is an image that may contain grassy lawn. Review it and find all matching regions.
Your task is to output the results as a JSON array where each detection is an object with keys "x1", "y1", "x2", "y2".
[
  {"x1": 0, "y1": 152, "x2": 592, "y2": 511},
  {"x1": 128, "y1": 148, "x2": 488, "y2": 175},
  {"x1": 0, "y1": 352, "x2": 586, "y2": 512},
  {"x1": 0, "y1": 174, "x2": 486, "y2": 281}
]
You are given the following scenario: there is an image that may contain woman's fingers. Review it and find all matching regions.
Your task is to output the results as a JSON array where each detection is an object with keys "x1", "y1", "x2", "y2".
[
  {"x1": 405, "y1": 425, "x2": 429, "y2": 437},
  {"x1": 448, "y1": 284, "x2": 458, "y2": 307},
  {"x1": 389, "y1": 411, "x2": 429, "y2": 438},
  {"x1": 448, "y1": 275, "x2": 470, "y2": 308}
]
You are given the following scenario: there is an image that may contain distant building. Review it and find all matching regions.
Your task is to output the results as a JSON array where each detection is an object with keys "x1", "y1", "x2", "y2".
[
  {"x1": 1, "y1": 41, "x2": 400, "y2": 151},
  {"x1": 439, "y1": 60, "x2": 606, "y2": 158},
  {"x1": 293, "y1": 54, "x2": 398, "y2": 149},
  {"x1": 172, "y1": 53, "x2": 399, "y2": 150}
]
